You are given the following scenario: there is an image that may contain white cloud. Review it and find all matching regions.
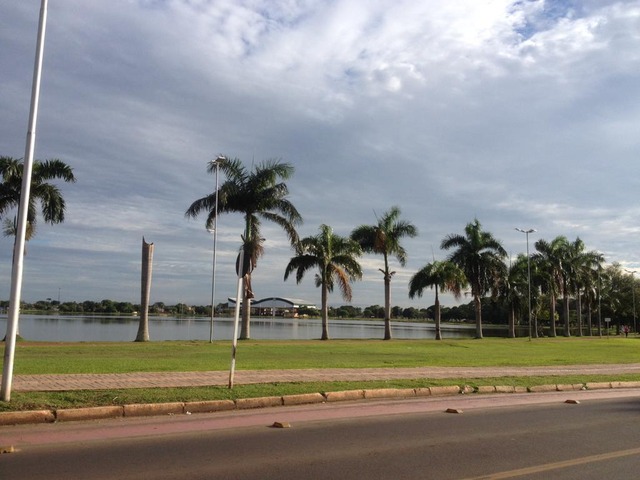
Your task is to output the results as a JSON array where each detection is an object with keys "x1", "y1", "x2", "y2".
[{"x1": 0, "y1": 0, "x2": 639, "y2": 310}]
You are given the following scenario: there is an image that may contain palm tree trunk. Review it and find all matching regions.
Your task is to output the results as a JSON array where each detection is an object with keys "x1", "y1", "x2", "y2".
[
  {"x1": 548, "y1": 295, "x2": 556, "y2": 337},
  {"x1": 383, "y1": 274, "x2": 392, "y2": 340},
  {"x1": 239, "y1": 275, "x2": 251, "y2": 340},
  {"x1": 508, "y1": 305, "x2": 516, "y2": 338},
  {"x1": 136, "y1": 237, "x2": 153, "y2": 342},
  {"x1": 434, "y1": 287, "x2": 442, "y2": 340},
  {"x1": 563, "y1": 295, "x2": 571, "y2": 337},
  {"x1": 474, "y1": 295, "x2": 483, "y2": 339},
  {"x1": 586, "y1": 301, "x2": 593, "y2": 336},
  {"x1": 576, "y1": 290, "x2": 583, "y2": 337},
  {"x1": 321, "y1": 284, "x2": 329, "y2": 340}
]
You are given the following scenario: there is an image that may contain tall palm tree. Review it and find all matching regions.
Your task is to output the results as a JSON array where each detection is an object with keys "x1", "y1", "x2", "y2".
[
  {"x1": 440, "y1": 219, "x2": 507, "y2": 339},
  {"x1": 351, "y1": 206, "x2": 417, "y2": 340},
  {"x1": 557, "y1": 237, "x2": 589, "y2": 337},
  {"x1": 186, "y1": 157, "x2": 302, "y2": 339},
  {"x1": 500, "y1": 255, "x2": 530, "y2": 339},
  {"x1": 570, "y1": 245, "x2": 604, "y2": 337},
  {"x1": 284, "y1": 224, "x2": 362, "y2": 340},
  {"x1": 532, "y1": 236, "x2": 568, "y2": 338},
  {"x1": 600, "y1": 263, "x2": 626, "y2": 334},
  {"x1": 408, "y1": 260, "x2": 466, "y2": 340},
  {"x1": 0, "y1": 156, "x2": 76, "y2": 251}
]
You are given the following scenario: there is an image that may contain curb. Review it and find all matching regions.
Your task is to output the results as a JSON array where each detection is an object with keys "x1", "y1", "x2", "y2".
[{"x1": 1, "y1": 381, "x2": 638, "y2": 426}]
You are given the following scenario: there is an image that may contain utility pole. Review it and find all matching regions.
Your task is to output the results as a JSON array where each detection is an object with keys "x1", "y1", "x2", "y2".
[{"x1": 2, "y1": 0, "x2": 49, "y2": 402}]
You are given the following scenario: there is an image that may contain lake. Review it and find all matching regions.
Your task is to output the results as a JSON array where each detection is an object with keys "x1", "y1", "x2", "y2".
[{"x1": 0, "y1": 314, "x2": 516, "y2": 342}]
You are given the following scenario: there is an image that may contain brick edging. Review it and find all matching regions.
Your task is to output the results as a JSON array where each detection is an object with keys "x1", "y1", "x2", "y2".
[{"x1": 1, "y1": 381, "x2": 638, "y2": 426}]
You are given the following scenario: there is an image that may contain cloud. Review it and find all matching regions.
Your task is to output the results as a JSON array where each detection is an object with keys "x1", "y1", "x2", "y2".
[{"x1": 0, "y1": 0, "x2": 639, "y2": 310}]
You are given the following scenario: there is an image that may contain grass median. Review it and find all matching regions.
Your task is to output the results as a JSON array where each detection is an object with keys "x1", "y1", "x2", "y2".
[{"x1": 2, "y1": 337, "x2": 639, "y2": 412}]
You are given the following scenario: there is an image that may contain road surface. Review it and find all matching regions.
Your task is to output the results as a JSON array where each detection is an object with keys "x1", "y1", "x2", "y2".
[{"x1": 1, "y1": 388, "x2": 639, "y2": 479}]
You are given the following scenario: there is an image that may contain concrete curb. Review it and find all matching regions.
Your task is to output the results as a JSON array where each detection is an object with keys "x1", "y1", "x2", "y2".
[
  {"x1": 124, "y1": 402, "x2": 184, "y2": 418},
  {"x1": 364, "y1": 388, "x2": 415, "y2": 399},
  {"x1": 324, "y1": 390, "x2": 365, "y2": 402},
  {"x1": 235, "y1": 396, "x2": 283, "y2": 410},
  {"x1": 56, "y1": 406, "x2": 124, "y2": 422},
  {"x1": 2, "y1": 381, "x2": 639, "y2": 426},
  {"x1": 0, "y1": 409, "x2": 55, "y2": 425},
  {"x1": 282, "y1": 392, "x2": 325, "y2": 406},
  {"x1": 185, "y1": 400, "x2": 235, "y2": 414}
]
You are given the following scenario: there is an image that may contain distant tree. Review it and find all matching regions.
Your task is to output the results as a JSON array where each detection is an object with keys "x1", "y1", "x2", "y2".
[
  {"x1": 284, "y1": 224, "x2": 362, "y2": 340},
  {"x1": 351, "y1": 206, "x2": 417, "y2": 340},
  {"x1": 402, "y1": 307, "x2": 421, "y2": 319},
  {"x1": 441, "y1": 219, "x2": 507, "y2": 338},
  {"x1": 409, "y1": 260, "x2": 466, "y2": 340},
  {"x1": 363, "y1": 305, "x2": 385, "y2": 318}
]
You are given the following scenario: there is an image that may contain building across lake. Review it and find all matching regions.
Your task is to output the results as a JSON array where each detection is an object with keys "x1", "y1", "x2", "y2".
[{"x1": 227, "y1": 297, "x2": 318, "y2": 317}]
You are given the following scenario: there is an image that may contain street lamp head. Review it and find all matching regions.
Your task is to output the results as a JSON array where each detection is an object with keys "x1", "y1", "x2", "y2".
[
  {"x1": 515, "y1": 227, "x2": 536, "y2": 234},
  {"x1": 214, "y1": 154, "x2": 227, "y2": 164}
]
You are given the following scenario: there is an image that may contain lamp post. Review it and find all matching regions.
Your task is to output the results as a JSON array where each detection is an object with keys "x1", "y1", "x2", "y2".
[
  {"x1": 625, "y1": 269, "x2": 637, "y2": 334},
  {"x1": 598, "y1": 263, "x2": 603, "y2": 337},
  {"x1": 515, "y1": 228, "x2": 536, "y2": 340},
  {"x1": 208, "y1": 155, "x2": 226, "y2": 343},
  {"x1": 2, "y1": 0, "x2": 49, "y2": 402}
]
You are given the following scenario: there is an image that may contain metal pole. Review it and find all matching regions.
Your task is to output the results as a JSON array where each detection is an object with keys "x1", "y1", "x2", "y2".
[
  {"x1": 1, "y1": 0, "x2": 49, "y2": 402},
  {"x1": 598, "y1": 266, "x2": 602, "y2": 338},
  {"x1": 625, "y1": 270, "x2": 636, "y2": 334},
  {"x1": 633, "y1": 274, "x2": 637, "y2": 334},
  {"x1": 526, "y1": 232, "x2": 532, "y2": 340},
  {"x1": 229, "y1": 248, "x2": 244, "y2": 389},
  {"x1": 516, "y1": 228, "x2": 536, "y2": 340},
  {"x1": 208, "y1": 155, "x2": 225, "y2": 343}
]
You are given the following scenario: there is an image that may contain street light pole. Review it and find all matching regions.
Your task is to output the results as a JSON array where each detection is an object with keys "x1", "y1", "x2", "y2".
[
  {"x1": 516, "y1": 228, "x2": 536, "y2": 340},
  {"x1": 1, "y1": 0, "x2": 49, "y2": 402},
  {"x1": 625, "y1": 269, "x2": 637, "y2": 334},
  {"x1": 209, "y1": 155, "x2": 226, "y2": 343},
  {"x1": 598, "y1": 264, "x2": 603, "y2": 338}
]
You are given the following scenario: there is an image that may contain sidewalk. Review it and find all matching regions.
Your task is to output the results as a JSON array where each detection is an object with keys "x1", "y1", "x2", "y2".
[{"x1": 11, "y1": 363, "x2": 640, "y2": 391}]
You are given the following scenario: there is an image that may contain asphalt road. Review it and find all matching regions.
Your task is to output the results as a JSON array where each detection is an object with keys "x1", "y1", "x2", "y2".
[{"x1": 1, "y1": 389, "x2": 639, "y2": 479}]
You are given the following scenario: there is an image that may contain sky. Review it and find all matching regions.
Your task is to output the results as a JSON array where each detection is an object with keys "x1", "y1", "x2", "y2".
[{"x1": 0, "y1": 0, "x2": 639, "y2": 311}]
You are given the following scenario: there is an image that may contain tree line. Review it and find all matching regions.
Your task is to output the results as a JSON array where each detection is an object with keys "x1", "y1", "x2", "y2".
[
  {"x1": 0, "y1": 299, "x2": 469, "y2": 322},
  {"x1": 1, "y1": 156, "x2": 636, "y2": 341},
  {"x1": 185, "y1": 157, "x2": 638, "y2": 341}
]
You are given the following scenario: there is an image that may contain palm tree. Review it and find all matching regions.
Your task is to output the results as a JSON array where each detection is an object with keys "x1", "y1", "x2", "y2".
[
  {"x1": 351, "y1": 206, "x2": 417, "y2": 340},
  {"x1": 500, "y1": 255, "x2": 530, "y2": 338},
  {"x1": 0, "y1": 156, "x2": 76, "y2": 251},
  {"x1": 408, "y1": 260, "x2": 466, "y2": 340},
  {"x1": 284, "y1": 224, "x2": 362, "y2": 340},
  {"x1": 571, "y1": 245, "x2": 604, "y2": 337},
  {"x1": 557, "y1": 237, "x2": 589, "y2": 337},
  {"x1": 532, "y1": 236, "x2": 568, "y2": 338},
  {"x1": 440, "y1": 219, "x2": 507, "y2": 339},
  {"x1": 600, "y1": 263, "x2": 626, "y2": 334},
  {"x1": 186, "y1": 157, "x2": 302, "y2": 339}
]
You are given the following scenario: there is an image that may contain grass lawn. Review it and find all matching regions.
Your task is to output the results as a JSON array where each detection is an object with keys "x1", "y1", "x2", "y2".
[{"x1": 1, "y1": 337, "x2": 639, "y2": 412}]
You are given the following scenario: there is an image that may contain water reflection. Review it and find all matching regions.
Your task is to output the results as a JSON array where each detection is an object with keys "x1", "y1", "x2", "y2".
[{"x1": 0, "y1": 314, "x2": 515, "y2": 342}]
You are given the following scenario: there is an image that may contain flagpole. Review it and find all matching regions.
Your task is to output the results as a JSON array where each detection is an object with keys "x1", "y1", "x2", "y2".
[{"x1": 1, "y1": 0, "x2": 49, "y2": 401}]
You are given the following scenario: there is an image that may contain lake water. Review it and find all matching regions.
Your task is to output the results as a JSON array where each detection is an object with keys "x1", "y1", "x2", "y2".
[{"x1": 0, "y1": 314, "x2": 515, "y2": 342}]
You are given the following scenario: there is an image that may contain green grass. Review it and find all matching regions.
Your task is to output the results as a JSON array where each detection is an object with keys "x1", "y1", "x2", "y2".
[
  {"x1": 1, "y1": 337, "x2": 639, "y2": 412},
  {"x1": 7, "y1": 337, "x2": 640, "y2": 374}
]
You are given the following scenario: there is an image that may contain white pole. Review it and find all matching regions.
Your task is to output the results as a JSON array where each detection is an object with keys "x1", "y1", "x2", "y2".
[
  {"x1": 228, "y1": 248, "x2": 244, "y2": 389},
  {"x1": 515, "y1": 228, "x2": 536, "y2": 340},
  {"x1": 208, "y1": 226, "x2": 216, "y2": 342},
  {"x1": 209, "y1": 156, "x2": 224, "y2": 342},
  {"x1": 1, "y1": 0, "x2": 49, "y2": 402}
]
